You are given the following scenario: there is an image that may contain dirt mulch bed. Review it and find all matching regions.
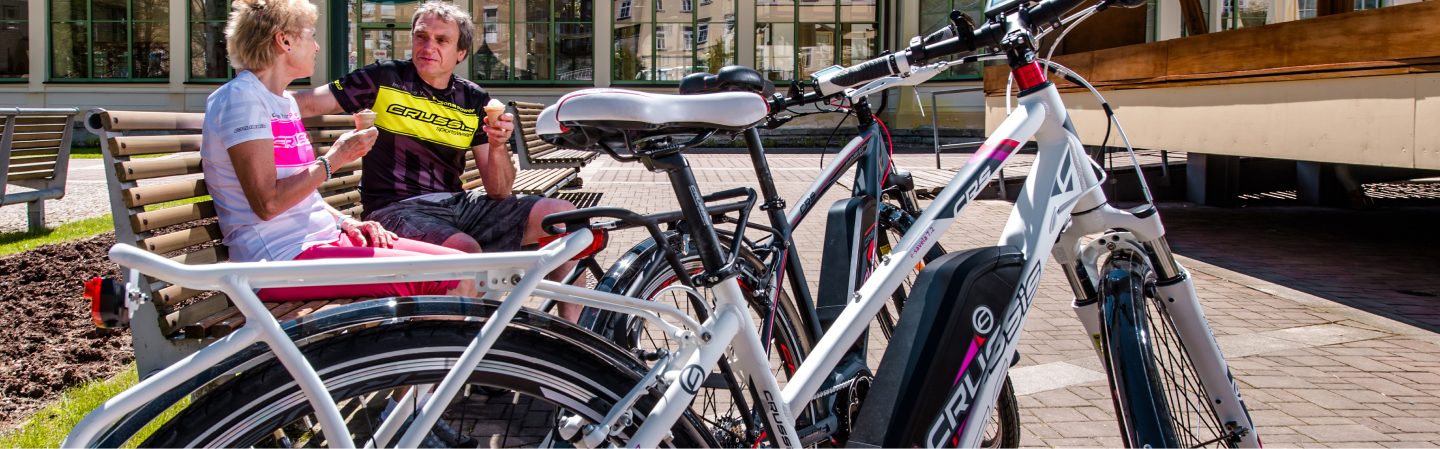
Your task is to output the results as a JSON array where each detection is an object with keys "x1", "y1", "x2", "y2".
[{"x1": 0, "y1": 232, "x2": 131, "y2": 433}]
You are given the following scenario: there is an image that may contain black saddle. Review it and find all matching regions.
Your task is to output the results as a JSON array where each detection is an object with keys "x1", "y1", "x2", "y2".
[{"x1": 679, "y1": 66, "x2": 777, "y2": 97}]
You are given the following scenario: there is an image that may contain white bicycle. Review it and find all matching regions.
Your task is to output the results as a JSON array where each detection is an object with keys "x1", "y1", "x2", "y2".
[{"x1": 64, "y1": 0, "x2": 1259, "y2": 445}]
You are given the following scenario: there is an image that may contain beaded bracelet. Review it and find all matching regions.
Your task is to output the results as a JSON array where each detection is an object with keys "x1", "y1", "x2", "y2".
[{"x1": 317, "y1": 155, "x2": 333, "y2": 181}]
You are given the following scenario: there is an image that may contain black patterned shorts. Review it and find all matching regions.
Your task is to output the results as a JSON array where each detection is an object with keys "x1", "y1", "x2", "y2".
[{"x1": 367, "y1": 191, "x2": 542, "y2": 253}]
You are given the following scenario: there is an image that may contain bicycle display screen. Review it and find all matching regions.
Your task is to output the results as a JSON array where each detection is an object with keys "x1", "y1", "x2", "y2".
[{"x1": 984, "y1": 0, "x2": 1031, "y2": 17}]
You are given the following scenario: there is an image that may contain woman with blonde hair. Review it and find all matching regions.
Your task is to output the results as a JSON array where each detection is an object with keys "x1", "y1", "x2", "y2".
[{"x1": 202, "y1": 0, "x2": 476, "y2": 301}]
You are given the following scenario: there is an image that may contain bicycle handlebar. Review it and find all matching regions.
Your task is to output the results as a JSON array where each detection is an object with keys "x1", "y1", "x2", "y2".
[{"x1": 811, "y1": 0, "x2": 1094, "y2": 96}]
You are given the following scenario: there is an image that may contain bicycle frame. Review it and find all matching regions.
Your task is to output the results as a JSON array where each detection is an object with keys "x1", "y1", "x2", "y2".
[{"x1": 609, "y1": 80, "x2": 1257, "y2": 447}]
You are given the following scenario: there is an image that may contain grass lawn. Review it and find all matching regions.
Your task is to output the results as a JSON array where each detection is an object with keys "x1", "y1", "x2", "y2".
[
  {"x1": 0, "y1": 365, "x2": 188, "y2": 448},
  {"x1": 0, "y1": 196, "x2": 211, "y2": 258}
]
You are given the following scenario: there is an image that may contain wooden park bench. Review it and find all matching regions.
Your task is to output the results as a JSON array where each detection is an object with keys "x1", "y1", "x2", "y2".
[
  {"x1": 2, "y1": 108, "x2": 82, "y2": 232},
  {"x1": 493, "y1": 101, "x2": 597, "y2": 195},
  {"x1": 86, "y1": 110, "x2": 366, "y2": 374}
]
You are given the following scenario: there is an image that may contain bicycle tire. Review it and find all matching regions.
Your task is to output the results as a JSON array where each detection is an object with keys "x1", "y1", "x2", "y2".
[
  {"x1": 139, "y1": 319, "x2": 711, "y2": 448},
  {"x1": 1100, "y1": 250, "x2": 1238, "y2": 448}
]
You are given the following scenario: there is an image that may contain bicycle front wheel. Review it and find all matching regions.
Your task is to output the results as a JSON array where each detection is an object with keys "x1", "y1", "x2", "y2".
[
  {"x1": 1100, "y1": 249, "x2": 1239, "y2": 448},
  {"x1": 139, "y1": 319, "x2": 711, "y2": 448}
]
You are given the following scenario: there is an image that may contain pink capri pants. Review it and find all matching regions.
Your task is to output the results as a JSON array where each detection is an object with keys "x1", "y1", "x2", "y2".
[{"x1": 256, "y1": 234, "x2": 464, "y2": 302}]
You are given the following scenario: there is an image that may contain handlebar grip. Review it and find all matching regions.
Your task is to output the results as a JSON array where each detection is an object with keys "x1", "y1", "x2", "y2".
[{"x1": 823, "y1": 55, "x2": 900, "y2": 93}]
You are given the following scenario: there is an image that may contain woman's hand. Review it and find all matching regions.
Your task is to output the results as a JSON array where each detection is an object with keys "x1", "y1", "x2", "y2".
[
  {"x1": 340, "y1": 218, "x2": 397, "y2": 248},
  {"x1": 484, "y1": 113, "x2": 514, "y2": 146},
  {"x1": 325, "y1": 127, "x2": 379, "y2": 169}
]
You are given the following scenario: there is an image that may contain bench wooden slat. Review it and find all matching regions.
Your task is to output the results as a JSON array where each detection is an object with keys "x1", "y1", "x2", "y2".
[
  {"x1": 10, "y1": 131, "x2": 64, "y2": 142},
  {"x1": 130, "y1": 201, "x2": 217, "y2": 232},
  {"x1": 116, "y1": 156, "x2": 202, "y2": 182},
  {"x1": 308, "y1": 128, "x2": 349, "y2": 144},
  {"x1": 517, "y1": 113, "x2": 539, "y2": 123},
  {"x1": 10, "y1": 148, "x2": 62, "y2": 158},
  {"x1": 324, "y1": 190, "x2": 361, "y2": 208},
  {"x1": 98, "y1": 110, "x2": 205, "y2": 132},
  {"x1": 11, "y1": 139, "x2": 63, "y2": 150},
  {"x1": 154, "y1": 284, "x2": 209, "y2": 310},
  {"x1": 340, "y1": 205, "x2": 363, "y2": 218},
  {"x1": 336, "y1": 158, "x2": 362, "y2": 173},
  {"x1": 9, "y1": 155, "x2": 59, "y2": 165},
  {"x1": 303, "y1": 115, "x2": 356, "y2": 128},
  {"x1": 12, "y1": 124, "x2": 67, "y2": 133},
  {"x1": 8, "y1": 159, "x2": 56, "y2": 173},
  {"x1": 319, "y1": 173, "x2": 362, "y2": 194},
  {"x1": 275, "y1": 300, "x2": 332, "y2": 322},
  {"x1": 6, "y1": 171, "x2": 56, "y2": 181},
  {"x1": 140, "y1": 223, "x2": 223, "y2": 255},
  {"x1": 110, "y1": 135, "x2": 203, "y2": 156},
  {"x1": 513, "y1": 101, "x2": 544, "y2": 109},
  {"x1": 265, "y1": 301, "x2": 308, "y2": 323},
  {"x1": 184, "y1": 306, "x2": 241, "y2": 339},
  {"x1": 160, "y1": 292, "x2": 229, "y2": 337},
  {"x1": 13, "y1": 116, "x2": 74, "y2": 126},
  {"x1": 209, "y1": 302, "x2": 289, "y2": 338},
  {"x1": 169, "y1": 243, "x2": 228, "y2": 265},
  {"x1": 123, "y1": 180, "x2": 209, "y2": 209},
  {"x1": 520, "y1": 120, "x2": 537, "y2": 130}
]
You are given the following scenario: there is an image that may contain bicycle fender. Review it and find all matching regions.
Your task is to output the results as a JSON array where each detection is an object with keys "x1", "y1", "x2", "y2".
[{"x1": 849, "y1": 246, "x2": 1025, "y2": 448}]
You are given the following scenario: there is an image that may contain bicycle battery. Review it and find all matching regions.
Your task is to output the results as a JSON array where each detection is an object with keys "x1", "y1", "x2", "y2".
[
  {"x1": 815, "y1": 196, "x2": 877, "y2": 333},
  {"x1": 849, "y1": 246, "x2": 1025, "y2": 448}
]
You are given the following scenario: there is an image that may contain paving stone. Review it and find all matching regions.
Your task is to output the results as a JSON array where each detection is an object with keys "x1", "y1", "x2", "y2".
[{"x1": 1293, "y1": 425, "x2": 1398, "y2": 442}]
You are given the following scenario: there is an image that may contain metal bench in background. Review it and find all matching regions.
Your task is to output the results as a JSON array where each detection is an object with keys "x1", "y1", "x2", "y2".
[
  {"x1": 86, "y1": 109, "x2": 364, "y2": 375},
  {"x1": 2, "y1": 108, "x2": 82, "y2": 232}
]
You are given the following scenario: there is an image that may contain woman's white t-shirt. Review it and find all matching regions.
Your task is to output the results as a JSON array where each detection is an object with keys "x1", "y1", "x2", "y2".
[{"x1": 201, "y1": 71, "x2": 341, "y2": 263}]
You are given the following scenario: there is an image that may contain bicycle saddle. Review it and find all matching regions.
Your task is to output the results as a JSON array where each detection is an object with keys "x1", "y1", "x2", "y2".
[
  {"x1": 536, "y1": 88, "x2": 770, "y2": 149},
  {"x1": 678, "y1": 66, "x2": 777, "y2": 96}
]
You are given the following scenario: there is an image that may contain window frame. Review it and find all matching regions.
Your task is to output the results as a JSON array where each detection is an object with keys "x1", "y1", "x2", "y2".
[
  {"x1": 0, "y1": 0, "x2": 27, "y2": 81},
  {"x1": 48, "y1": 0, "x2": 171, "y2": 82},
  {"x1": 756, "y1": 0, "x2": 880, "y2": 82},
  {"x1": 470, "y1": 0, "x2": 595, "y2": 85},
  {"x1": 613, "y1": 0, "x2": 737, "y2": 85},
  {"x1": 619, "y1": 0, "x2": 632, "y2": 20},
  {"x1": 188, "y1": 0, "x2": 235, "y2": 82}
]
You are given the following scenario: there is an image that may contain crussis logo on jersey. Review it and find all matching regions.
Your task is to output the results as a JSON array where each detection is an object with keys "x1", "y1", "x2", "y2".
[{"x1": 373, "y1": 86, "x2": 480, "y2": 149}]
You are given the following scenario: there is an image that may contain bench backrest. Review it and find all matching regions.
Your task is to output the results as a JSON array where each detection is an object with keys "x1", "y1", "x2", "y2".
[
  {"x1": 1, "y1": 108, "x2": 80, "y2": 198},
  {"x1": 86, "y1": 109, "x2": 361, "y2": 339},
  {"x1": 509, "y1": 101, "x2": 596, "y2": 169}
]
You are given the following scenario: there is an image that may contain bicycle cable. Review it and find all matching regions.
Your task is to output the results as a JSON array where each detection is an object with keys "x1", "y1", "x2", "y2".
[{"x1": 1038, "y1": 58, "x2": 1155, "y2": 206}]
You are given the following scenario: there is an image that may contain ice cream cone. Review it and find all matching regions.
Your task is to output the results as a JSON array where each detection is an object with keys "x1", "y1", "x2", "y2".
[
  {"x1": 354, "y1": 109, "x2": 377, "y2": 129},
  {"x1": 483, "y1": 99, "x2": 506, "y2": 127}
]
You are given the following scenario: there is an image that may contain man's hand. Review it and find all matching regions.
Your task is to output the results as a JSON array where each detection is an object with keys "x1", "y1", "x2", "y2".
[
  {"x1": 340, "y1": 218, "x2": 397, "y2": 248},
  {"x1": 484, "y1": 113, "x2": 514, "y2": 147}
]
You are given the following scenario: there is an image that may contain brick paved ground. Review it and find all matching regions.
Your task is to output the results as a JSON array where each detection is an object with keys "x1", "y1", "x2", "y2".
[
  {"x1": 14, "y1": 152, "x2": 1439, "y2": 447},
  {"x1": 555, "y1": 152, "x2": 1440, "y2": 448}
]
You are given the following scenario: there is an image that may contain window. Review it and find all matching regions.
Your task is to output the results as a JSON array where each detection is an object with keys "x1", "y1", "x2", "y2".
[
  {"x1": 618, "y1": 0, "x2": 631, "y2": 19},
  {"x1": 656, "y1": 0, "x2": 664, "y2": 11},
  {"x1": 614, "y1": 0, "x2": 735, "y2": 83},
  {"x1": 189, "y1": 0, "x2": 232, "y2": 81},
  {"x1": 50, "y1": 0, "x2": 170, "y2": 81},
  {"x1": 915, "y1": 0, "x2": 981, "y2": 81},
  {"x1": 756, "y1": 0, "x2": 877, "y2": 81},
  {"x1": 473, "y1": 0, "x2": 594, "y2": 83},
  {"x1": 0, "y1": 0, "x2": 27, "y2": 79}
]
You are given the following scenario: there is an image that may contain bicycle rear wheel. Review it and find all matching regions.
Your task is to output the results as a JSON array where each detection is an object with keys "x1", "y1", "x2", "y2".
[
  {"x1": 1100, "y1": 250, "x2": 1238, "y2": 448},
  {"x1": 139, "y1": 319, "x2": 711, "y2": 448}
]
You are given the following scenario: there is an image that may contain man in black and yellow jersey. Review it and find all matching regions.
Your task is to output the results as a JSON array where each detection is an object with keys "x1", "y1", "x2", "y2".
[{"x1": 294, "y1": 1, "x2": 581, "y2": 320}]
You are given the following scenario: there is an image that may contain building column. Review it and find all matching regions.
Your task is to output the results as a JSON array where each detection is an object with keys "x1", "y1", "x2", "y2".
[
  {"x1": 454, "y1": 0, "x2": 473, "y2": 79},
  {"x1": 27, "y1": 0, "x2": 44, "y2": 103},
  {"x1": 736, "y1": 0, "x2": 755, "y2": 69},
  {"x1": 311, "y1": 0, "x2": 330, "y2": 84},
  {"x1": 595, "y1": 0, "x2": 613, "y2": 87},
  {"x1": 1186, "y1": 153, "x2": 1240, "y2": 207},
  {"x1": 893, "y1": 0, "x2": 921, "y2": 128},
  {"x1": 1158, "y1": 0, "x2": 1183, "y2": 40}
]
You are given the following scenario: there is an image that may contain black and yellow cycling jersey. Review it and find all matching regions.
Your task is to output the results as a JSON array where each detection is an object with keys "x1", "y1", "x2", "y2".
[{"x1": 330, "y1": 59, "x2": 492, "y2": 213}]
